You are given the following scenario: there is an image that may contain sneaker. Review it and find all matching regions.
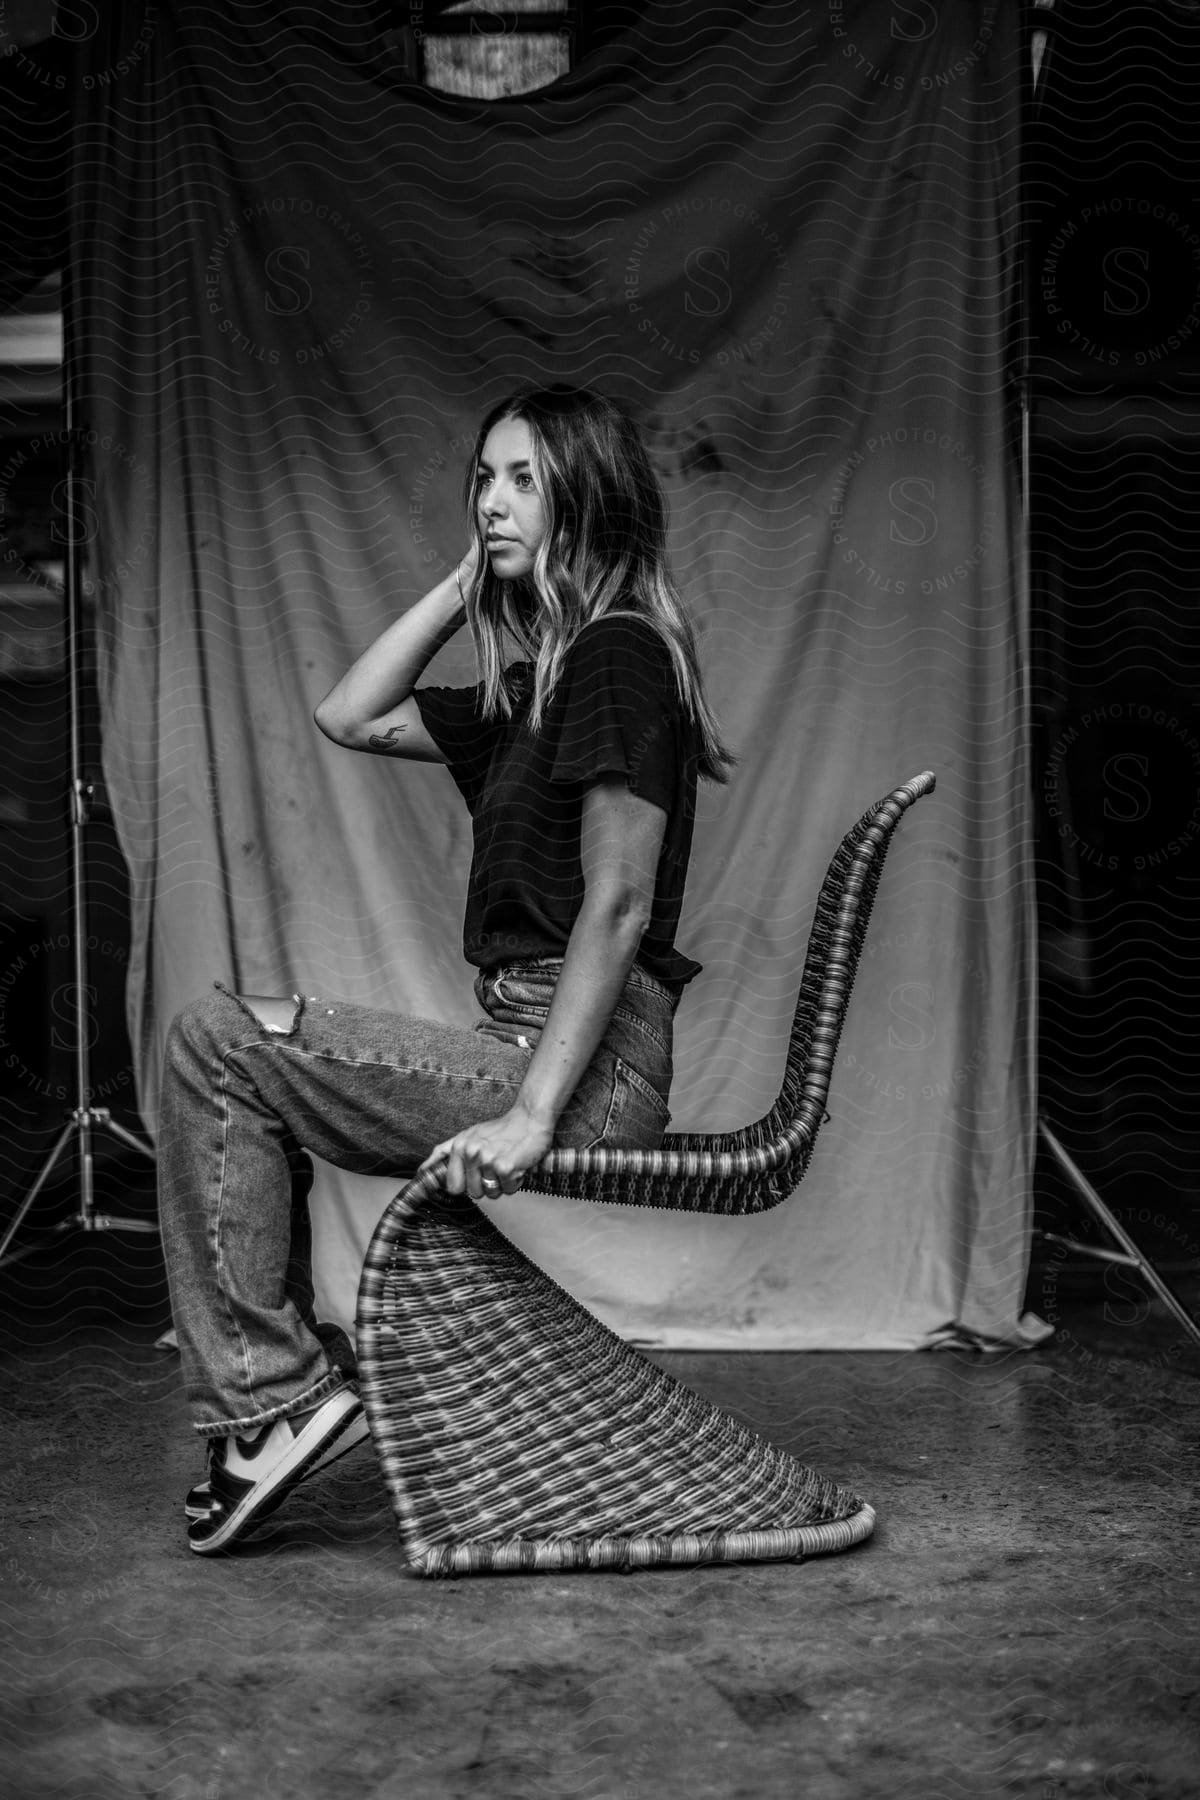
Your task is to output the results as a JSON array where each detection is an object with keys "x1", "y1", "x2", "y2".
[
  {"x1": 186, "y1": 1386, "x2": 366, "y2": 1555},
  {"x1": 184, "y1": 1401, "x2": 370, "y2": 1523}
]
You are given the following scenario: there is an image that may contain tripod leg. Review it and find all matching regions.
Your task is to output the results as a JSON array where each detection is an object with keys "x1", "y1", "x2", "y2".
[
  {"x1": 82, "y1": 1111, "x2": 158, "y2": 1234},
  {"x1": 103, "y1": 1117, "x2": 156, "y2": 1161},
  {"x1": 1038, "y1": 1118, "x2": 1200, "y2": 1352},
  {"x1": 0, "y1": 1121, "x2": 76, "y2": 1267}
]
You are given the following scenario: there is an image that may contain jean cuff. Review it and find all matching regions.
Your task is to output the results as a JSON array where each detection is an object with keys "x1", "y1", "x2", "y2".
[{"x1": 194, "y1": 1366, "x2": 351, "y2": 1439}]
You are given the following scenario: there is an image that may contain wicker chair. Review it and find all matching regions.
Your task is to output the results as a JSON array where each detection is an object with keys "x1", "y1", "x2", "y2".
[{"x1": 357, "y1": 770, "x2": 936, "y2": 1576}]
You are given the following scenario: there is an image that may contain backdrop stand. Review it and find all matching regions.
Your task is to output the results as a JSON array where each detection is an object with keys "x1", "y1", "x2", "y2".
[{"x1": 0, "y1": 25, "x2": 155, "y2": 1275}]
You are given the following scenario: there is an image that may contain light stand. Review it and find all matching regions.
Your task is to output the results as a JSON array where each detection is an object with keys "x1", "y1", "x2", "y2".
[
  {"x1": 0, "y1": 28, "x2": 155, "y2": 1272},
  {"x1": 1037, "y1": 1120, "x2": 1200, "y2": 1352}
]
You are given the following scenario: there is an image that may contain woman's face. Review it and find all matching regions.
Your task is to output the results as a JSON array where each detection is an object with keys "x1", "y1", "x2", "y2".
[{"x1": 475, "y1": 416, "x2": 547, "y2": 583}]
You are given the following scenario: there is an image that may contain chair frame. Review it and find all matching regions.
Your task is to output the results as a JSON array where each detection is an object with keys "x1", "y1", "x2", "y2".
[{"x1": 357, "y1": 770, "x2": 936, "y2": 1575}]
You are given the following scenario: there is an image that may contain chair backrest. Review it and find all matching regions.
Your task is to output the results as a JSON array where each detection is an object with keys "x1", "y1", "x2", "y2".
[
  {"x1": 492, "y1": 770, "x2": 934, "y2": 1216},
  {"x1": 742, "y1": 769, "x2": 938, "y2": 1160}
]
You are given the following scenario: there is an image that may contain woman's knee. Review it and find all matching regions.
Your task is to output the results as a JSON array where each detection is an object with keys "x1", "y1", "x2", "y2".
[{"x1": 164, "y1": 988, "x2": 246, "y2": 1075}]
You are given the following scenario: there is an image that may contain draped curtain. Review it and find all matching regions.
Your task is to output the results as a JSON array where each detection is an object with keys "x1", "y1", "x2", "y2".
[{"x1": 82, "y1": 0, "x2": 1046, "y2": 1348}]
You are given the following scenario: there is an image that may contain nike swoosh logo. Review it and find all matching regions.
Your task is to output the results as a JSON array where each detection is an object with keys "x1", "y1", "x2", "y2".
[{"x1": 226, "y1": 1424, "x2": 283, "y2": 1474}]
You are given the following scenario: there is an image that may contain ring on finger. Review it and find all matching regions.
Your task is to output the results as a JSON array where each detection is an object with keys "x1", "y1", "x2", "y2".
[{"x1": 481, "y1": 1175, "x2": 502, "y2": 1196}]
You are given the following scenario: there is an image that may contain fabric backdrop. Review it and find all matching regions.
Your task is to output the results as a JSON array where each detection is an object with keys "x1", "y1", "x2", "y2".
[{"x1": 82, "y1": 0, "x2": 1046, "y2": 1349}]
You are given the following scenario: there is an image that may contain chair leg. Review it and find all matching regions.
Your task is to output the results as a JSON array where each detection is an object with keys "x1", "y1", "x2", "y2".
[{"x1": 356, "y1": 1178, "x2": 875, "y2": 1576}]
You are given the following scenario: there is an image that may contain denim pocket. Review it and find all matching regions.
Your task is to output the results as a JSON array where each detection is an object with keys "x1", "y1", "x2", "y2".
[
  {"x1": 556, "y1": 1054, "x2": 669, "y2": 1154},
  {"x1": 601, "y1": 1055, "x2": 671, "y2": 1150},
  {"x1": 491, "y1": 975, "x2": 552, "y2": 1016},
  {"x1": 483, "y1": 971, "x2": 555, "y2": 1028}
]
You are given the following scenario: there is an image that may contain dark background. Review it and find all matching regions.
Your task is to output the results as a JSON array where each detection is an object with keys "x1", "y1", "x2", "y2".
[{"x1": 1027, "y1": 0, "x2": 1200, "y2": 1305}]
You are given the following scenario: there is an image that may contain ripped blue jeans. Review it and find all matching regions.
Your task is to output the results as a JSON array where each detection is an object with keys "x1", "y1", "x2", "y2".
[{"x1": 157, "y1": 957, "x2": 678, "y2": 1437}]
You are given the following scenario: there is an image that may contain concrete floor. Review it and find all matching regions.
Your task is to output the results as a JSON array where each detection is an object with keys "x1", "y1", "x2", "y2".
[{"x1": 2, "y1": 1234, "x2": 1199, "y2": 1800}]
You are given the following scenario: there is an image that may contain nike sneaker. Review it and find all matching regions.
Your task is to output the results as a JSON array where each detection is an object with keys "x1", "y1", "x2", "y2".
[
  {"x1": 184, "y1": 1400, "x2": 370, "y2": 1523},
  {"x1": 186, "y1": 1385, "x2": 366, "y2": 1555}
]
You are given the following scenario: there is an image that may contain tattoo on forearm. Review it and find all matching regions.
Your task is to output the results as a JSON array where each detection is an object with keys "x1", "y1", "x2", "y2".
[{"x1": 368, "y1": 725, "x2": 408, "y2": 750}]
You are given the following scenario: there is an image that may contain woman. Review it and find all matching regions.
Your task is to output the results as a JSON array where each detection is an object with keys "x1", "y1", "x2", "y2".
[{"x1": 159, "y1": 384, "x2": 734, "y2": 1555}]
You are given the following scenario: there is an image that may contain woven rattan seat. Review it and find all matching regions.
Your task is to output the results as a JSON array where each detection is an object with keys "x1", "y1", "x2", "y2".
[{"x1": 357, "y1": 770, "x2": 936, "y2": 1575}]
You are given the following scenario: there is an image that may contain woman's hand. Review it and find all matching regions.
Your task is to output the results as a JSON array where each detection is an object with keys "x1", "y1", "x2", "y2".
[{"x1": 418, "y1": 1099, "x2": 555, "y2": 1200}]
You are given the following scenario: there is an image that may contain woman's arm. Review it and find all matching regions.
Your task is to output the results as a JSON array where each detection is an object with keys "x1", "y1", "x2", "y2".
[
  {"x1": 312, "y1": 556, "x2": 472, "y2": 760},
  {"x1": 419, "y1": 777, "x2": 668, "y2": 1198}
]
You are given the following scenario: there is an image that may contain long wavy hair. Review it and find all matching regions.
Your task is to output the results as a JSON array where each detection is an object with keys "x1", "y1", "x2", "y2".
[{"x1": 460, "y1": 384, "x2": 736, "y2": 784}]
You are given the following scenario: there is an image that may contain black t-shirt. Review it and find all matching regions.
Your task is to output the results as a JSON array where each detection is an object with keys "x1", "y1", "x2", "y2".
[{"x1": 414, "y1": 614, "x2": 702, "y2": 987}]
